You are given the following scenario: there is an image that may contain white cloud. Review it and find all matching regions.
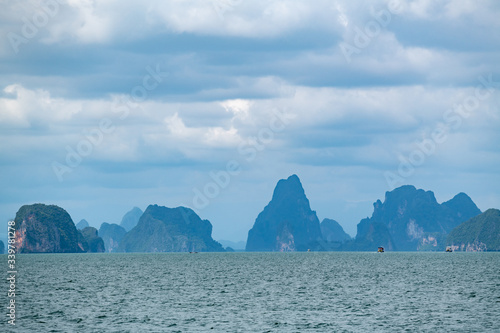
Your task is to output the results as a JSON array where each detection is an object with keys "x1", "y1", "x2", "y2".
[
  {"x1": 164, "y1": 112, "x2": 241, "y2": 148},
  {"x1": 152, "y1": 0, "x2": 315, "y2": 38},
  {"x1": 0, "y1": 84, "x2": 82, "y2": 128},
  {"x1": 64, "y1": 0, "x2": 113, "y2": 43},
  {"x1": 220, "y1": 99, "x2": 252, "y2": 120},
  {"x1": 0, "y1": 0, "x2": 367, "y2": 45},
  {"x1": 1, "y1": 0, "x2": 499, "y2": 241},
  {"x1": 164, "y1": 112, "x2": 192, "y2": 137}
]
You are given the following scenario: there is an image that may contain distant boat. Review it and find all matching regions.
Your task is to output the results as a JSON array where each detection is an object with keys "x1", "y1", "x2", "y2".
[
  {"x1": 445, "y1": 246, "x2": 453, "y2": 252},
  {"x1": 377, "y1": 247, "x2": 384, "y2": 253}
]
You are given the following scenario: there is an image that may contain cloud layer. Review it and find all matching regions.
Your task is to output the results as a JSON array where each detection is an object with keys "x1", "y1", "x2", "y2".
[{"x1": 1, "y1": 0, "x2": 499, "y2": 241}]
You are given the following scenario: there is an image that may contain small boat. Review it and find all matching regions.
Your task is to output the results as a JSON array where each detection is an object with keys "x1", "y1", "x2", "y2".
[
  {"x1": 445, "y1": 247, "x2": 453, "y2": 252},
  {"x1": 377, "y1": 247, "x2": 384, "y2": 253}
]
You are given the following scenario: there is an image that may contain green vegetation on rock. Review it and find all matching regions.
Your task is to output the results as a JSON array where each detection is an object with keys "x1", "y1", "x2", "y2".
[
  {"x1": 79, "y1": 227, "x2": 105, "y2": 253},
  {"x1": 119, "y1": 205, "x2": 224, "y2": 252},
  {"x1": 246, "y1": 175, "x2": 323, "y2": 252},
  {"x1": 349, "y1": 186, "x2": 481, "y2": 251},
  {"x1": 447, "y1": 209, "x2": 500, "y2": 251},
  {"x1": 320, "y1": 218, "x2": 351, "y2": 243},
  {"x1": 99, "y1": 223, "x2": 127, "y2": 253},
  {"x1": 14, "y1": 203, "x2": 82, "y2": 253}
]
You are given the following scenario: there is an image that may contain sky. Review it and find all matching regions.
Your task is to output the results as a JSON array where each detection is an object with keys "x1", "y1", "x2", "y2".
[{"x1": 1, "y1": 0, "x2": 499, "y2": 243}]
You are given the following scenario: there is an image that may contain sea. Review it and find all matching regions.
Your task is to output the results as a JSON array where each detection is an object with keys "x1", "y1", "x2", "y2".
[{"x1": 2, "y1": 252, "x2": 499, "y2": 332}]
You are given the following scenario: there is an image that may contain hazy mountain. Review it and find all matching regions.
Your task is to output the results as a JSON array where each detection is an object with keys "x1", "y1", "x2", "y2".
[
  {"x1": 246, "y1": 175, "x2": 322, "y2": 252},
  {"x1": 347, "y1": 218, "x2": 395, "y2": 251},
  {"x1": 320, "y1": 218, "x2": 351, "y2": 243},
  {"x1": 447, "y1": 209, "x2": 500, "y2": 251},
  {"x1": 14, "y1": 203, "x2": 82, "y2": 253},
  {"x1": 120, "y1": 207, "x2": 143, "y2": 232},
  {"x1": 218, "y1": 240, "x2": 246, "y2": 250},
  {"x1": 119, "y1": 205, "x2": 224, "y2": 252},
  {"x1": 0, "y1": 240, "x2": 4, "y2": 254},
  {"x1": 76, "y1": 219, "x2": 89, "y2": 230},
  {"x1": 441, "y1": 193, "x2": 484, "y2": 232},
  {"x1": 79, "y1": 227, "x2": 105, "y2": 253},
  {"x1": 353, "y1": 185, "x2": 481, "y2": 251},
  {"x1": 99, "y1": 223, "x2": 127, "y2": 253}
]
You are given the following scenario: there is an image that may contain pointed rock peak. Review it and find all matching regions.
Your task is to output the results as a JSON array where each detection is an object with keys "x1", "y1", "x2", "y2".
[
  {"x1": 246, "y1": 175, "x2": 322, "y2": 251},
  {"x1": 76, "y1": 219, "x2": 89, "y2": 230},
  {"x1": 442, "y1": 192, "x2": 481, "y2": 217},
  {"x1": 446, "y1": 192, "x2": 476, "y2": 206},
  {"x1": 272, "y1": 174, "x2": 306, "y2": 200},
  {"x1": 120, "y1": 206, "x2": 144, "y2": 232},
  {"x1": 129, "y1": 207, "x2": 143, "y2": 214}
]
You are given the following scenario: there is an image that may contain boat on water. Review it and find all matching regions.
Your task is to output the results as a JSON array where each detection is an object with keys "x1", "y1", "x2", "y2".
[
  {"x1": 377, "y1": 247, "x2": 384, "y2": 253},
  {"x1": 445, "y1": 246, "x2": 453, "y2": 252}
]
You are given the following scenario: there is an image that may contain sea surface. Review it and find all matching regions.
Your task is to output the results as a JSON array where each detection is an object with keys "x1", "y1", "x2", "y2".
[{"x1": 1, "y1": 252, "x2": 499, "y2": 332}]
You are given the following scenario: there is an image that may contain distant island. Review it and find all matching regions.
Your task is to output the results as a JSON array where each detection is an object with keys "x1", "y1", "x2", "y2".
[
  {"x1": 8, "y1": 175, "x2": 500, "y2": 253},
  {"x1": 447, "y1": 209, "x2": 500, "y2": 251},
  {"x1": 246, "y1": 175, "x2": 323, "y2": 251},
  {"x1": 118, "y1": 205, "x2": 224, "y2": 252},
  {"x1": 344, "y1": 185, "x2": 481, "y2": 251},
  {"x1": 13, "y1": 204, "x2": 104, "y2": 253}
]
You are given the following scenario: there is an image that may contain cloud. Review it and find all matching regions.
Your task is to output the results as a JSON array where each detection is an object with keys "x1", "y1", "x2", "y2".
[
  {"x1": 2, "y1": 0, "x2": 499, "y2": 103},
  {"x1": 3, "y1": 81, "x2": 497, "y2": 174},
  {"x1": 0, "y1": 84, "x2": 83, "y2": 129},
  {"x1": 221, "y1": 99, "x2": 252, "y2": 119},
  {"x1": 1, "y1": 0, "x2": 499, "y2": 241},
  {"x1": 163, "y1": 111, "x2": 242, "y2": 149}
]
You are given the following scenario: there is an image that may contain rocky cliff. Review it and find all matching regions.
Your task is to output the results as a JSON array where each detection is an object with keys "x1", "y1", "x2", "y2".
[
  {"x1": 118, "y1": 205, "x2": 224, "y2": 252},
  {"x1": 246, "y1": 175, "x2": 323, "y2": 251},
  {"x1": 320, "y1": 218, "x2": 351, "y2": 243},
  {"x1": 79, "y1": 227, "x2": 105, "y2": 253},
  {"x1": 447, "y1": 208, "x2": 500, "y2": 251},
  {"x1": 14, "y1": 203, "x2": 83, "y2": 253},
  {"x1": 99, "y1": 222, "x2": 127, "y2": 253},
  {"x1": 347, "y1": 218, "x2": 396, "y2": 251},
  {"x1": 353, "y1": 185, "x2": 481, "y2": 251}
]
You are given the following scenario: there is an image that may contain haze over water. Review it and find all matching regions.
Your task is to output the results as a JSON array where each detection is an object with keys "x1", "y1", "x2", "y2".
[{"x1": 3, "y1": 252, "x2": 499, "y2": 332}]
